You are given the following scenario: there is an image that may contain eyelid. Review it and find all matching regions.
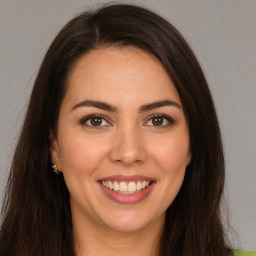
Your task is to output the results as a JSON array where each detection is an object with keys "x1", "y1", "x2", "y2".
[
  {"x1": 79, "y1": 114, "x2": 112, "y2": 126},
  {"x1": 144, "y1": 113, "x2": 175, "y2": 126},
  {"x1": 79, "y1": 113, "x2": 175, "y2": 127}
]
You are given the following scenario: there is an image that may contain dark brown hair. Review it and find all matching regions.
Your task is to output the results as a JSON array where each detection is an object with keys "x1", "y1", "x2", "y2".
[{"x1": 0, "y1": 4, "x2": 232, "y2": 256}]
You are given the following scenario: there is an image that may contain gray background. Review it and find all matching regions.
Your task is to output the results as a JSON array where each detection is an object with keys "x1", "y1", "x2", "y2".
[{"x1": 0, "y1": 0, "x2": 255, "y2": 251}]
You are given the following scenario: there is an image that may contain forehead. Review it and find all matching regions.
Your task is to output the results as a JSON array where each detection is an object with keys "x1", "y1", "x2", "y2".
[{"x1": 64, "y1": 47, "x2": 181, "y2": 108}]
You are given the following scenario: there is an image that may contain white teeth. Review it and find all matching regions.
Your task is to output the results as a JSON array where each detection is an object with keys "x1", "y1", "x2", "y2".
[
  {"x1": 137, "y1": 181, "x2": 142, "y2": 191},
  {"x1": 108, "y1": 181, "x2": 113, "y2": 190},
  {"x1": 120, "y1": 182, "x2": 127, "y2": 192},
  {"x1": 101, "y1": 180, "x2": 151, "y2": 194},
  {"x1": 113, "y1": 181, "x2": 119, "y2": 191},
  {"x1": 127, "y1": 181, "x2": 136, "y2": 192}
]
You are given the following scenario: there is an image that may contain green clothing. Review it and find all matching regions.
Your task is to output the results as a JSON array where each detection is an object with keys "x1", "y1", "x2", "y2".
[{"x1": 233, "y1": 250, "x2": 256, "y2": 256}]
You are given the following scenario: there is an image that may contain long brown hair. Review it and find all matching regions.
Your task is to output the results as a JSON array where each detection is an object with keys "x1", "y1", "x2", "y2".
[{"x1": 0, "y1": 4, "x2": 232, "y2": 256}]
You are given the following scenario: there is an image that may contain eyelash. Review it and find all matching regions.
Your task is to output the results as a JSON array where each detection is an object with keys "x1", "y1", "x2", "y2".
[
  {"x1": 79, "y1": 113, "x2": 175, "y2": 128},
  {"x1": 80, "y1": 114, "x2": 110, "y2": 127},
  {"x1": 144, "y1": 114, "x2": 175, "y2": 127}
]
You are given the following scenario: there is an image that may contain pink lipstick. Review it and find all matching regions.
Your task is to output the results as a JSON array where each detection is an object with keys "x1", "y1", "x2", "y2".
[{"x1": 98, "y1": 175, "x2": 155, "y2": 204}]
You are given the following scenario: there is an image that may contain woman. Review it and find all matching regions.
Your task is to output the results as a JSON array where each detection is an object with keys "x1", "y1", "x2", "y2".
[{"x1": 0, "y1": 3, "x2": 253, "y2": 256}]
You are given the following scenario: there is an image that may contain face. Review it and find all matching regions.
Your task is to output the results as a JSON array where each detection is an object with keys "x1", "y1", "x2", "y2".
[{"x1": 51, "y1": 47, "x2": 191, "y2": 234}]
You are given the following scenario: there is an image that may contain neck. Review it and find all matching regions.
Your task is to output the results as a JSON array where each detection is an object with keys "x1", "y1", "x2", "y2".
[{"x1": 73, "y1": 212, "x2": 164, "y2": 256}]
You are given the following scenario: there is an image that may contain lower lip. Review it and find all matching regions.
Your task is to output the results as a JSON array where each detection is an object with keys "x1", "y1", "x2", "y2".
[{"x1": 99, "y1": 182, "x2": 155, "y2": 204}]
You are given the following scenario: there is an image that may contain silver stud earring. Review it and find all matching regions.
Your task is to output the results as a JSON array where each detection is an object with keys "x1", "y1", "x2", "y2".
[{"x1": 52, "y1": 164, "x2": 58, "y2": 174}]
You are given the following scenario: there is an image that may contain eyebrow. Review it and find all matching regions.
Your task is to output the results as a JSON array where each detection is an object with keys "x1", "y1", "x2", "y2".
[
  {"x1": 71, "y1": 100, "x2": 118, "y2": 112},
  {"x1": 139, "y1": 100, "x2": 181, "y2": 112},
  {"x1": 71, "y1": 99, "x2": 181, "y2": 112}
]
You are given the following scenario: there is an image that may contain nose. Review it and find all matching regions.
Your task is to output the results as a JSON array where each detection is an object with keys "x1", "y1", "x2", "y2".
[{"x1": 109, "y1": 126, "x2": 147, "y2": 166}]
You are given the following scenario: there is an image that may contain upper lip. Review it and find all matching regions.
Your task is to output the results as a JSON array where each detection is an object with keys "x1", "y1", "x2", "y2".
[{"x1": 98, "y1": 175, "x2": 155, "y2": 182}]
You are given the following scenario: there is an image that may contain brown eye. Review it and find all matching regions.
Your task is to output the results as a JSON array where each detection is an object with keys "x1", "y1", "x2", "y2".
[
  {"x1": 144, "y1": 114, "x2": 174, "y2": 127},
  {"x1": 81, "y1": 115, "x2": 110, "y2": 127},
  {"x1": 90, "y1": 117, "x2": 103, "y2": 126},
  {"x1": 152, "y1": 117, "x2": 164, "y2": 126}
]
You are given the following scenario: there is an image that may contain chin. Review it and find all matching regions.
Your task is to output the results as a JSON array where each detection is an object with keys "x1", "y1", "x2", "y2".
[{"x1": 98, "y1": 210, "x2": 165, "y2": 234}]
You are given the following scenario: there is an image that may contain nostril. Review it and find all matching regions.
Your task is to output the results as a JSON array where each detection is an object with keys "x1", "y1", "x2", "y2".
[
  {"x1": 109, "y1": 144, "x2": 147, "y2": 165},
  {"x1": 108, "y1": 130, "x2": 148, "y2": 165}
]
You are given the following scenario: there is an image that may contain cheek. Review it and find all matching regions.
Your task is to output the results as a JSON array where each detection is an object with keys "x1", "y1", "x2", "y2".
[
  {"x1": 58, "y1": 133, "x2": 109, "y2": 176},
  {"x1": 149, "y1": 136, "x2": 189, "y2": 210},
  {"x1": 150, "y1": 135, "x2": 190, "y2": 174}
]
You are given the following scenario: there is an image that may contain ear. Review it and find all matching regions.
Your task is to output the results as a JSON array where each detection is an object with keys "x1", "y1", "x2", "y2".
[{"x1": 49, "y1": 132, "x2": 62, "y2": 172}]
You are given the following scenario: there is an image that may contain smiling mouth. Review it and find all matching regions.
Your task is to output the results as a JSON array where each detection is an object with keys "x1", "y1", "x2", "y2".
[{"x1": 100, "y1": 180, "x2": 152, "y2": 194}]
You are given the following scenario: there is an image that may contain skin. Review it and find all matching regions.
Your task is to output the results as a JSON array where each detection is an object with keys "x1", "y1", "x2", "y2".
[{"x1": 50, "y1": 47, "x2": 191, "y2": 256}]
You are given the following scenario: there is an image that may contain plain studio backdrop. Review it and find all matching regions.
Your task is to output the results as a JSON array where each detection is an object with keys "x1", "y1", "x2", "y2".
[{"x1": 0, "y1": 0, "x2": 255, "y2": 251}]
